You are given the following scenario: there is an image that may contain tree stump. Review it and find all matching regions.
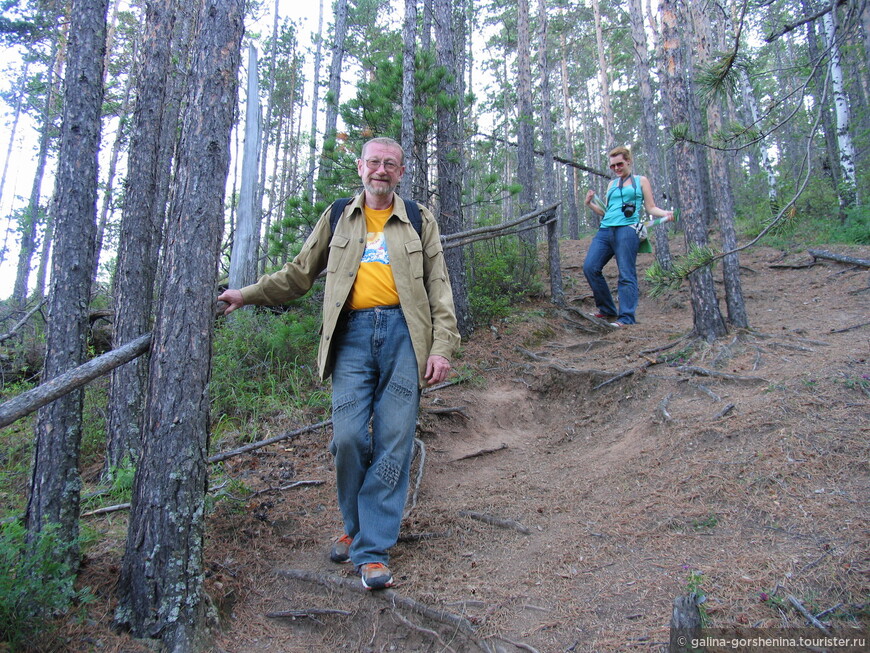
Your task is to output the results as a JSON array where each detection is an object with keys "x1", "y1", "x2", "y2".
[{"x1": 669, "y1": 593, "x2": 703, "y2": 652}]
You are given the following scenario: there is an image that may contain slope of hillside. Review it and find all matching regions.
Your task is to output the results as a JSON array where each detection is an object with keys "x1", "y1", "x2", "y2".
[{"x1": 72, "y1": 239, "x2": 869, "y2": 652}]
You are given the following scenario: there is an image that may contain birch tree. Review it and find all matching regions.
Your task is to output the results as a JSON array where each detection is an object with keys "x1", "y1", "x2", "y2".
[{"x1": 823, "y1": 7, "x2": 858, "y2": 214}]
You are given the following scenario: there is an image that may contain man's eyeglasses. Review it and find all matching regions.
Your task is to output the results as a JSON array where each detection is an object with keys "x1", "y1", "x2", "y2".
[{"x1": 364, "y1": 158, "x2": 401, "y2": 172}]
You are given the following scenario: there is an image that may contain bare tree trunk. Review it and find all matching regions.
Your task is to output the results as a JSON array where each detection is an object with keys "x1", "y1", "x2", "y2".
[
  {"x1": 93, "y1": 36, "x2": 137, "y2": 286},
  {"x1": 537, "y1": 0, "x2": 562, "y2": 305},
  {"x1": 559, "y1": 32, "x2": 579, "y2": 240},
  {"x1": 13, "y1": 38, "x2": 62, "y2": 308},
  {"x1": 694, "y1": 4, "x2": 747, "y2": 328},
  {"x1": 306, "y1": 0, "x2": 324, "y2": 202},
  {"x1": 628, "y1": 0, "x2": 672, "y2": 269},
  {"x1": 115, "y1": 0, "x2": 243, "y2": 648},
  {"x1": 823, "y1": 8, "x2": 858, "y2": 213},
  {"x1": 434, "y1": 0, "x2": 471, "y2": 336},
  {"x1": 106, "y1": 0, "x2": 185, "y2": 474},
  {"x1": 0, "y1": 62, "x2": 28, "y2": 213},
  {"x1": 229, "y1": 44, "x2": 261, "y2": 291},
  {"x1": 401, "y1": 0, "x2": 419, "y2": 200},
  {"x1": 660, "y1": 0, "x2": 726, "y2": 342},
  {"x1": 516, "y1": 0, "x2": 536, "y2": 269},
  {"x1": 25, "y1": 0, "x2": 109, "y2": 571},
  {"x1": 591, "y1": 0, "x2": 614, "y2": 147},
  {"x1": 317, "y1": 0, "x2": 349, "y2": 198}
]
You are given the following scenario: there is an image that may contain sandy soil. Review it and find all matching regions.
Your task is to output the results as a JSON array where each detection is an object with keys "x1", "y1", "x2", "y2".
[{"x1": 70, "y1": 238, "x2": 869, "y2": 653}]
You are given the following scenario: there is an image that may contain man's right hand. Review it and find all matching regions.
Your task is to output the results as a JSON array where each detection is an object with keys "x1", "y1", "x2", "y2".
[{"x1": 217, "y1": 289, "x2": 244, "y2": 315}]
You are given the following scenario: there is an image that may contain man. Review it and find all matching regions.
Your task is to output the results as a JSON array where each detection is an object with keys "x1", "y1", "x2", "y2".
[{"x1": 218, "y1": 137, "x2": 461, "y2": 590}]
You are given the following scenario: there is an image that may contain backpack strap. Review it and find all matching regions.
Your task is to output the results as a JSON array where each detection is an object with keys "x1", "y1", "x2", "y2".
[{"x1": 328, "y1": 196, "x2": 422, "y2": 241}]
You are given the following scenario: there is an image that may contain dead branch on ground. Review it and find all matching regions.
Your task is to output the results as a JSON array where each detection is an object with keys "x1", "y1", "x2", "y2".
[
  {"x1": 712, "y1": 403, "x2": 736, "y2": 420},
  {"x1": 453, "y1": 443, "x2": 508, "y2": 462},
  {"x1": 788, "y1": 595, "x2": 832, "y2": 635},
  {"x1": 807, "y1": 249, "x2": 870, "y2": 269},
  {"x1": 459, "y1": 510, "x2": 531, "y2": 535},
  {"x1": 207, "y1": 420, "x2": 331, "y2": 464},
  {"x1": 423, "y1": 405, "x2": 468, "y2": 418},
  {"x1": 657, "y1": 394, "x2": 673, "y2": 422},
  {"x1": 830, "y1": 321, "x2": 870, "y2": 334},
  {"x1": 266, "y1": 608, "x2": 352, "y2": 621}
]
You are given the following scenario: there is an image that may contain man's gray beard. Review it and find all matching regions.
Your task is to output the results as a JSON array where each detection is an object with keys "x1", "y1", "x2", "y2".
[{"x1": 364, "y1": 181, "x2": 395, "y2": 197}]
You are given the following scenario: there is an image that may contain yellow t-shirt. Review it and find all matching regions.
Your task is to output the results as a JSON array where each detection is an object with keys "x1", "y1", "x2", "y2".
[{"x1": 346, "y1": 205, "x2": 400, "y2": 309}]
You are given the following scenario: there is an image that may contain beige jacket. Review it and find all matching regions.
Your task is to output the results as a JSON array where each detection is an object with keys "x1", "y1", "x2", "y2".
[{"x1": 240, "y1": 194, "x2": 461, "y2": 386}]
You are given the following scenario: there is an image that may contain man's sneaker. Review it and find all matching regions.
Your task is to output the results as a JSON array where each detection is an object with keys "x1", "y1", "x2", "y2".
[
  {"x1": 359, "y1": 562, "x2": 393, "y2": 590},
  {"x1": 329, "y1": 534, "x2": 353, "y2": 563}
]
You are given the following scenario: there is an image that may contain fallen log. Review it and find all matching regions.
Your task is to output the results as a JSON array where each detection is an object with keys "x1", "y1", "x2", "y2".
[
  {"x1": 808, "y1": 249, "x2": 870, "y2": 268},
  {"x1": 0, "y1": 333, "x2": 152, "y2": 429}
]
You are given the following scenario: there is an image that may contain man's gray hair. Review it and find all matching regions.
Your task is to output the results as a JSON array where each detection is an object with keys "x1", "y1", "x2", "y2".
[{"x1": 361, "y1": 137, "x2": 405, "y2": 164}]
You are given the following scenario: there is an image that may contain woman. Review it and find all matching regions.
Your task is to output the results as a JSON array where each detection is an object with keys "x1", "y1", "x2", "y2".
[{"x1": 582, "y1": 146, "x2": 672, "y2": 327}]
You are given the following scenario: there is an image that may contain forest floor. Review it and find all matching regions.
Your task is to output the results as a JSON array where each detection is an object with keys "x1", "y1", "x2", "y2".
[{"x1": 65, "y1": 237, "x2": 868, "y2": 652}]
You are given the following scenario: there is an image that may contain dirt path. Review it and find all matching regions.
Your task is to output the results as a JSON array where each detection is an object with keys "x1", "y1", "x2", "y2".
[{"x1": 79, "y1": 240, "x2": 870, "y2": 652}]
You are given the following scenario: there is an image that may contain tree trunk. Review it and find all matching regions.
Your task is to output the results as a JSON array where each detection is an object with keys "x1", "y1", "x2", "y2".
[
  {"x1": 516, "y1": 0, "x2": 536, "y2": 270},
  {"x1": 694, "y1": 6, "x2": 747, "y2": 329},
  {"x1": 317, "y1": 0, "x2": 348, "y2": 198},
  {"x1": 106, "y1": 0, "x2": 185, "y2": 474},
  {"x1": 306, "y1": 0, "x2": 324, "y2": 202},
  {"x1": 25, "y1": 0, "x2": 109, "y2": 571},
  {"x1": 823, "y1": 8, "x2": 858, "y2": 214},
  {"x1": 660, "y1": 0, "x2": 726, "y2": 342},
  {"x1": 12, "y1": 37, "x2": 62, "y2": 308},
  {"x1": 628, "y1": 0, "x2": 672, "y2": 270},
  {"x1": 93, "y1": 34, "x2": 137, "y2": 287},
  {"x1": 559, "y1": 32, "x2": 579, "y2": 240},
  {"x1": 115, "y1": 0, "x2": 243, "y2": 648},
  {"x1": 229, "y1": 44, "x2": 261, "y2": 291},
  {"x1": 0, "y1": 62, "x2": 28, "y2": 214},
  {"x1": 434, "y1": 0, "x2": 471, "y2": 336},
  {"x1": 591, "y1": 0, "x2": 614, "y2": 147},
  {"x1": 537, "y1": 0, "x2": 563, "y2": 306},
  {"x1": 401, "y1": 0, "x2": 419, "y2": 200}
]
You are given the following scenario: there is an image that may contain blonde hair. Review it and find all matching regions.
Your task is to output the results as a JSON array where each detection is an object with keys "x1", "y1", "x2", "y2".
[{"x1": 608, "y1": 146, "x2": 632, "y2": 163}]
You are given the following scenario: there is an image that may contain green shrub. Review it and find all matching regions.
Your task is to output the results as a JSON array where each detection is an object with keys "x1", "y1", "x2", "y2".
[
  {"x1": 0, "y1": 522, "x2": 88, "y2": 650},
  {"x1": 210, "y1": 304, "x2": 329, "y2": 435},
  {"x1": 468, "y1": 240, "x2": 540, "y2": 325}
]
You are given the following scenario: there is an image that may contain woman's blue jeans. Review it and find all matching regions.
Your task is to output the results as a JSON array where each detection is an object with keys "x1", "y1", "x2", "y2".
[
  {"x1": 329, "y1": 306, "x2": 420, "y2": 567},
  {"x1": 582, "y1": 225, "x2": 640, "y2": 324}
]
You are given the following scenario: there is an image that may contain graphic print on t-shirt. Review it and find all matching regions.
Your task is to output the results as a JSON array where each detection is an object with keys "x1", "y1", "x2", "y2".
[{"x1": 361, "y1": 231, "x2": 390, "y2": 265}]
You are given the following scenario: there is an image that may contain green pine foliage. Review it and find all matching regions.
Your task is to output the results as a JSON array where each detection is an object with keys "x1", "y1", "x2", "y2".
[{"x1": 0, "y1": 522, "x2": 90, "y2": 650}]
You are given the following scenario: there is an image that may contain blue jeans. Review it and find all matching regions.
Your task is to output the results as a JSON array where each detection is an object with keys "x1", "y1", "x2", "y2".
[
  {"x1": 329, "y1": 305, "x2": 420, "y2": 567},
  {"x1": 583, "y1": 226, "x2": 639, "y2": 324}
]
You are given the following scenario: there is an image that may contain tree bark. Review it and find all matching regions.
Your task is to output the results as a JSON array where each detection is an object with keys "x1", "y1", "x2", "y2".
[
  {"x1": 591, "y1": 0, "x2": 614, "y2": 147},
  {"x1": 537, "y1": 0, "x2": 563, "y2": 306},
  {"x1": 660, "y1": 0, "x2": 726, "y2": 342},
  {"x1": 823, "y1": 8, "x2": 858, "y2": 214},
  {"x1": 106, "y1": 0, "x2": 185, "y2": 474},
  {"x1": 516, "y1": 0, "x2": 536, "y2": 271},
  {"x1": 306, "y1": 0, "x2": 324, "y2": 202},
  {"x1": 229, "y1": 44, "x2": 261, "y2": 291},
  {"x1": 434, "y1": 0, "x2": 471, "y2": 336},
  {"x1": 558, "y1": 33, "x2": 579, "y2": 240},
  {"x1": 401, "y1": 0, "x2": 419, "y2": 200},
  {"x1": 628, "y1": 0, "x2": 672, "y2": 270},
  {"x1": 25, "y1": 0, "x2": 109, "y2": 571},
  {"x1": 115, "y1": 0, "x2": 243, "y2": 647},
  {"x1": 12, "y1": 36, "x2": 62, "y2": 308},
  {"x1": 317, "y1": 0, "x2": 348, "y2": 198}
]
